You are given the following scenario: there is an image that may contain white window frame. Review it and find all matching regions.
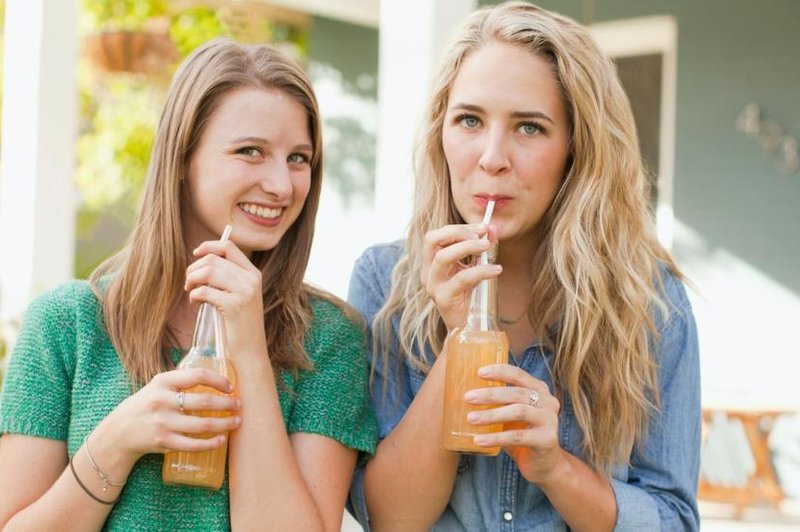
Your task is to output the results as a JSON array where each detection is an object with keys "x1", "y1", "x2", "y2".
[{"x1": 590, "y1": 16, "x2": 678, "y2": 249}]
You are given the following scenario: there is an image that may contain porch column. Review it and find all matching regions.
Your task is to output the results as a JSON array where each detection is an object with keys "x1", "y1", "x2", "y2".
[
  {"x1": 0, "y1": 0, "x2": 78, "y2": 322},
  {"x1": 374, "y1": 0, "x2": 476, "y2": 241}
]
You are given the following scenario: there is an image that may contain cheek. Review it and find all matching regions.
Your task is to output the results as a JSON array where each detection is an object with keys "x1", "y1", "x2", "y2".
[
  {"x1": 293, "y1": 173, "x2": 312, "y2": 205},
  {"x1": 528, "y1": 145, "x2": 568, "y2": 187}
]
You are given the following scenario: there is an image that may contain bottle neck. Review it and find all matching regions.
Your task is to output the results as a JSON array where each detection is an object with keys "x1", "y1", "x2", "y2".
[
  {"x1": 465, "y1": 243, "x2": 499, "y2": 332},
  {"x1": 191, "y1": 302, "x2": 226, "y2": 358}
]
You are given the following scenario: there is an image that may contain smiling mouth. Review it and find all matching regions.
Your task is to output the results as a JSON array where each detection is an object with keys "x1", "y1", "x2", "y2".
[{"x1": 238, "y1": 202, "x2": 283, "y2": 220}]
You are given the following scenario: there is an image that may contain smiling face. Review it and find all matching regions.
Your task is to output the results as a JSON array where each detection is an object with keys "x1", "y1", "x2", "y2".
[
  {"x1": 442, "y1": 42, "x2": 571, "y2": 248},
  {"x1": 182, "y1": 86, "x2": 313, "y2": 256}
]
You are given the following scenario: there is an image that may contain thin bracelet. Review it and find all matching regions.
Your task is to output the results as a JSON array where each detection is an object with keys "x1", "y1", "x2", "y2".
[
  {"x1": 85, "y1": 435, "x2": 126, "y2": 492},
  {"x1": 69, "y1": 455, "x2": 120, "y2": 505}
]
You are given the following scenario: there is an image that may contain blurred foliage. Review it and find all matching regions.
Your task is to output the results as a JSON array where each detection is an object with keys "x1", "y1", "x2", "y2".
[
  {"x1": 169, "y1": 7, "x2": 228, "y2": 57},
  {"x1": 74, "y1": 0, "x2": 309, "y2": 278},
  {"x1": 82, "y1": 0, "x2": 168, "y2": 32}
]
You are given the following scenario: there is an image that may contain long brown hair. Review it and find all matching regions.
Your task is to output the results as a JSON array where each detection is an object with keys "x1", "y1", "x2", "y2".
[
  {"x1": 90, "y1": 39, "x2": 326, "y2": 385},
  {"x1": 374, "y1": 1, "x2": 681, "y2": 473}
]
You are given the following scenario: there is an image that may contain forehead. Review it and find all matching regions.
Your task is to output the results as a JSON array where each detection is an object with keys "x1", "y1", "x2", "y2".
[
  {"x1": 205, "y1": 86, "x2": 310, "y2": 137},
  {"x1": 448, "y1": 42, "x2": 564, "y2": 113}
]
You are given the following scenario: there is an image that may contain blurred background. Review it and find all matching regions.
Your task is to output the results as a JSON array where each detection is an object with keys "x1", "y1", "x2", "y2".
[{"x1": 0, "y1": 1, "x2": 798, "y2": 529}]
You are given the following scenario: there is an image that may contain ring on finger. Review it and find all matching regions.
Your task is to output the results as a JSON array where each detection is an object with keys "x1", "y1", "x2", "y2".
[
  {"x1": 176, "y1": 391, "x2": 186, "y2": 413},
  {"x1": 528, "y1": 389, "x2": 540, "y2": 408}
]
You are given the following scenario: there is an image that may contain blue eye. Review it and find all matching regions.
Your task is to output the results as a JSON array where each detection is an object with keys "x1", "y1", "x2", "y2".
[
  {"x1": 518, "y1": 122, "x2": 543, "y2": 136},
  {"x1": 458, "y1": 114, "x2": 481, "y2": 129}
]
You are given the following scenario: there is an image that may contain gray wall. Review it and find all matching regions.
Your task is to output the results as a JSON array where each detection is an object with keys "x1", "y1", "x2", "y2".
[{"x1": 482, "y1": 0, "x2": 800, "y2": 294}]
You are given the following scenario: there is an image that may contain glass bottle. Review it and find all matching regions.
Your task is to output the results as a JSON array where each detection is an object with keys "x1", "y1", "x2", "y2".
[
  {"x1": 162, "y1": 302, "x2": 237, "y2": 489},
  {"x1": 442, "y1": 242, "x2": 509, "y2": 455}
]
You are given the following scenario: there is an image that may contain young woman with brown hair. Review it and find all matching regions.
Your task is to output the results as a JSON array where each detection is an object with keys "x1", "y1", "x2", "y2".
[{"x1": 0, "y1": 39, "x2": 376, "y2": 531}]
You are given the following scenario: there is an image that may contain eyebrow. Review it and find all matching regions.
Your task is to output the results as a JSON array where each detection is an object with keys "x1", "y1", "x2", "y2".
[
  {"x1": 231, "y1": 136, "x2": 313, "y2": 152},
  {"x1": 449, "y1": 103, "x2": 555, "y2": 125}
]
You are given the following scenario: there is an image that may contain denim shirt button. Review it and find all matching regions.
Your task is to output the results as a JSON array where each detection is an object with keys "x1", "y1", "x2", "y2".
[{"x1": 502, "y1": 511, "x2": 513, "y2": 522}]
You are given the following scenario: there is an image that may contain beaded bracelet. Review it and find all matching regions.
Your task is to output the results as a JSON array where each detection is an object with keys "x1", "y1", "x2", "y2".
[
  {"x1": 69, "y1": 455, "x2": 120, "y2": 505},
  {"x1": 85, "y1": 436, "x2": 126, "y2": 493}
]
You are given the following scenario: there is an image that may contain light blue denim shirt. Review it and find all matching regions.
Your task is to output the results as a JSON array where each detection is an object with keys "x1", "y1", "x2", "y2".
[{"x1": 347, "y1": 241, "x2": 701, "y2": 531}]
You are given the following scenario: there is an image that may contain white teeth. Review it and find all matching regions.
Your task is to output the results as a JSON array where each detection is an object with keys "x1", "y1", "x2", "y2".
[{"x1": 240, "y1": 203, "x2": 282, "y2": 220}]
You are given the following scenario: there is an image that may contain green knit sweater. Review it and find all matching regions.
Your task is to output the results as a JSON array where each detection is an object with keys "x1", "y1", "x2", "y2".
[{"x1": 0, "y1": 281, "x2": 377, "y2": 531}]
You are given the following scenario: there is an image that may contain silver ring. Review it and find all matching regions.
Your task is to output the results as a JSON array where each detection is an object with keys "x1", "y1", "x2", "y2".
[
  {"x1": 528, "y1": 390, "x2": 540, "y2": 408},
  {"x1": 176, "y1": 391, "x2": 185, "y2": 413}
]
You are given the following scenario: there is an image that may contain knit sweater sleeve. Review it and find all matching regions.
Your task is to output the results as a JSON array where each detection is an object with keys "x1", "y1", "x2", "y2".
[
  {"x1": 287, "y1": 298, "x2": 378, "y2": 455},
  {"x1": 0, "y1": 282, "x2": 81, "y2": 440}
]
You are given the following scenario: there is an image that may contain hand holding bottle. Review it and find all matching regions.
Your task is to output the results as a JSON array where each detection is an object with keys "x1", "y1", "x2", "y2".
[
  {"x1": 462, "y1": 363, "x2": 563, "y2": 484},
  {"x1": 420, "y1": 223, "x2": 501, "y2": 332},
  {"x1": 95, "y1": 369, "x2": 239, "y2": 462}
]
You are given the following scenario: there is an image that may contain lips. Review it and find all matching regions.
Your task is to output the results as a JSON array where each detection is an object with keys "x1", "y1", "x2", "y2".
[
  {"x1": 238, "y1": 202, "x2": 283, "y2": 220},
  {"x1": 474, "y1": 194, "x2": 511, "y2": 209}
]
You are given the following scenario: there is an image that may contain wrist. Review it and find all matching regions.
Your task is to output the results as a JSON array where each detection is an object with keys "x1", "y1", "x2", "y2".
[
  {"x1": 536, "y1": 447, "x2": 572, "y2": 492},
  {"x1": 92, "y1": 413, "x2": 142, "y2": 473}
]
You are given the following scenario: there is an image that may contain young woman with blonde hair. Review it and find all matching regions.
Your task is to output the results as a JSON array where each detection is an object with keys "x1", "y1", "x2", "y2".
[
  {"x1": 0, "y1": 39, "x2": 375, "y2": 530},
  {"x1": 348, "y1": 2, "x2": 699, "y2": 530}
]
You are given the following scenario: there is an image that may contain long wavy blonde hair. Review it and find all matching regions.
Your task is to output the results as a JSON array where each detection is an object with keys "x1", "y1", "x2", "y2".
[
  {"x1": 90, "y1": 39, "x2": 328, "y2": 386},
  {"x1": 375, "y1": 1, "x2": 681, "y2": 473}
]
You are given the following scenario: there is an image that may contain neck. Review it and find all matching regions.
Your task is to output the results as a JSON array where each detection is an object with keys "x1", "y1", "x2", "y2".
[{"x1": 495, "y1": 229, "x2": 544, "y2": 328}]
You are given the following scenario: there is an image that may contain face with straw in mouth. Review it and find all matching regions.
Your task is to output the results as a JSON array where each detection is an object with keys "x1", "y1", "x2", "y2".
[{"x1": 441, "y1": 42, "x2": 570, "y2": 246}]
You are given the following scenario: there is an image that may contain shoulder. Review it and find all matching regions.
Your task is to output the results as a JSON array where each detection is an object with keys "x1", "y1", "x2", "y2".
[
  {"x1": 308, "y1": 293, "x2": 362, "y2": 332},
  {"x1": 651, "y1": 263, "x2": 699, "y2": 384},
  {"x1": 654, "y1": 263, "x2": 693, "y2": 330},
  {"x1": 353, "y1": 240, "x2": 405, "y2": 281},
  {"x1": 305, "y1": 293, "x2": 366, "y2": 357},
  {"x1": 24, "y1": 280, "x2": 99, "y2": 325},
  {"x1": 349, "y1": 240, "x2": 405, "y2": 304}
]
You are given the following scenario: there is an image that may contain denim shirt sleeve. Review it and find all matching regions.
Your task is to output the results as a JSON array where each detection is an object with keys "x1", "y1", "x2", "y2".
[
  {"x1": 612, "y1": 270, "x2": 701, "y2": 531},
  {"x1": 346, "y1": 243, "x2": 408, "y2": 531}
]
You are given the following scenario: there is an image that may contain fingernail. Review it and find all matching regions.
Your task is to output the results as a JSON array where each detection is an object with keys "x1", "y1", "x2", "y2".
[
  {"x1": 234, "y1": 416, "x2": 242, "y2": 424},
  {"x1": 227, "y1": 382, "x2": 234, "y2": 392},
  {"x1": 464, "y1": 391, "x2": 478, "y2": 401},
  {"x1": 467, "y1": 412, "x2": 479, "y2": 422},
  {"x1": 477, "y1": 367, "x2": 489, "y2": 377},
  {"x1": 473, "y1": 435, "x2": 488, "y2": 445},
  {"x1": 235, "y1": 398, "x2": 241, "y2": 408}
]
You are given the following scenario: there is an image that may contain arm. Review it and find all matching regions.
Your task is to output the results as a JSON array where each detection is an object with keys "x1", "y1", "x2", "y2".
[
  {"x1": 348, "y1": 235, "x2": 498, "y2": 531},
  {"x1": 362, "y1": 353, "x2": 459, "y2": 531},
  {"x1": 226, "y1": 353, "x2": 351, "y2": 531},
  {"x1": 607, "y1": 276, "x2": 701, "y2": 531},
  {"x1": 190, "y1": 240, "x2": 365, "y2": 531},
  {"x1": 0, "y1": 294, "x2": 240, "y2": 529}
]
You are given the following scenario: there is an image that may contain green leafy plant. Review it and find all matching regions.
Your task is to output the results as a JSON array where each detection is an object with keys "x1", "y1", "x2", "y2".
[{"x1": 81, "y1": 0, "x2": 168, "y2": 32}]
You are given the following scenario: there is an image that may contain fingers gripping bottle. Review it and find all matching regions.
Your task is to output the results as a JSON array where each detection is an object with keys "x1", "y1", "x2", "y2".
[
  {"x1": 442, "y1": 240, "x2": 509, "y2": 456},
  {"x1": 163, "y1": 226, "x2": 237, "y2": 490}
]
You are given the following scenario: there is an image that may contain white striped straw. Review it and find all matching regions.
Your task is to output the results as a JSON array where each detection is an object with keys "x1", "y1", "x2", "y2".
[{"x1": 479, "y1": 201, "x2": 495, "y2": 330}]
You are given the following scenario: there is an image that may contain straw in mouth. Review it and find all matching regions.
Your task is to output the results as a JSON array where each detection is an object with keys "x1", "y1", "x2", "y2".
[{"x1": 482, "y1": 200, "x2": 496, "y2": 226}]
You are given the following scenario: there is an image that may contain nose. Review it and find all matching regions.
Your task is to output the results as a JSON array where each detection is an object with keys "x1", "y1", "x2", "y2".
[
  {"x1": 478, "y1": 128, "x2": 510, "y2": 176},
  {"x1": 260, "y1": 160, "x2": 293, "y2": 199}
]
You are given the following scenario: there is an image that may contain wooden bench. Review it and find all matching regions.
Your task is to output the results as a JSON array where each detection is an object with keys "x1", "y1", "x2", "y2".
[{"x1": 698, "y1": 409, "x2": 786, "y2": 518}]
